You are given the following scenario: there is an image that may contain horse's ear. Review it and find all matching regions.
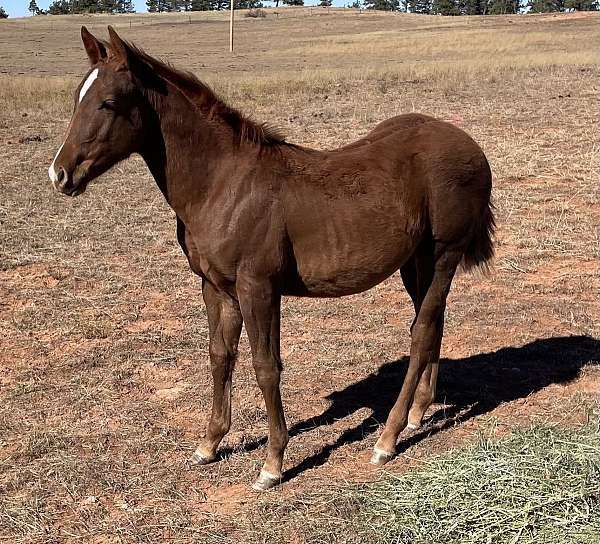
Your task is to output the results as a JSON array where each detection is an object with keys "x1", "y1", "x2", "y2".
[
  {"x1": 107, "y1": 25, "x2": 166, "y2": 94},
  {"x1": 107, "y1": 25, "x2": 132, "y2": 69},
  {"x1": 81, "y1": 26, "x2": 107, "y2": 65}
]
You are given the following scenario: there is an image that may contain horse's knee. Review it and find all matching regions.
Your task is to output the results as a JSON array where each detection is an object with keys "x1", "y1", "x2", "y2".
[
  {"x1": 253, "y1": 359, "x2": 280, "y2": 391},
  {"x1": 209, "y1": 347, "x2": 235, "y2": 375}
]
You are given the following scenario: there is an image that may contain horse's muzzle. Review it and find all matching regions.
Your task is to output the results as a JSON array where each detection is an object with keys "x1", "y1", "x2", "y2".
[{"x1": 49, "y1": 163, "x2": 88, "y2": 197}]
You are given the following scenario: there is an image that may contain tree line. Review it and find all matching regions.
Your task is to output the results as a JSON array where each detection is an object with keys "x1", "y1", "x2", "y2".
[
  {"x1": 26, "y1": 0, "x2": 135, "y2": 15},
  {"x1": 361, "y1": 0, "x2": 596, "y2": 13},
  {"x1": 145, "y1": 0, "x2": 273, "y2": 11},
  {"x1": 9, "y1": 0, "x2": 597, "y2": 18},
  {"x1": 25, "y1": 0, "x2": 303, "y2": 14},
  {"x1": 146, "y1": 0, "x2": 308, "y2": 10}
]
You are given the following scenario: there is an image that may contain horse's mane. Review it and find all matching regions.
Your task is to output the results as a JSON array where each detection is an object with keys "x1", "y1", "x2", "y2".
[{"x1": 125, "y1": 42, "x2": 287, "y2": 148}]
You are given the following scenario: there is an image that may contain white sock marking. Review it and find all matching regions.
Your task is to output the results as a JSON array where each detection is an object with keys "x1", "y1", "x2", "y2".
[
  {"x1": 79, "y1": 68, "x2": 99, "y2": 103},
  {"x1": 258, "y1": 469, "x2": 280, "y2": 480}
]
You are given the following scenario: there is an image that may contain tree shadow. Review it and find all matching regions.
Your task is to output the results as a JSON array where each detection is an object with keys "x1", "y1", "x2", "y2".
[{"x1": 280, "y1": 335, "x2": 600, "y2": 483}]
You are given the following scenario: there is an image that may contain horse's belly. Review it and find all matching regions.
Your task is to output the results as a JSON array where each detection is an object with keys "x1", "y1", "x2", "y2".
[
  {"x1": 289, "y1": 228, "x2": 418, "y2": 297},
  {"x1": 284, "y1": 178, "x2": 427, "y2": 297}
]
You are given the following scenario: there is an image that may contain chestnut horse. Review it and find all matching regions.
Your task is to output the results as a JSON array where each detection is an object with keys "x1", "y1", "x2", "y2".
[{"x1": 49, "y1": 26, "x2": 494, "y2": 491}]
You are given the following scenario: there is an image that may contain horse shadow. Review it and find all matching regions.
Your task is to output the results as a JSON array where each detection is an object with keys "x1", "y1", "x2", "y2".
[{"x1": 221, "y1": 335, "x2": 599, "y2": 482}]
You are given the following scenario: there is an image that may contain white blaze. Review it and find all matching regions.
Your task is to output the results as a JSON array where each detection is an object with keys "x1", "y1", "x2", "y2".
[
  {"x1": 48, "y1": 68, "x2": 99, "y2": 184},
  {"x1": 48, "y1": 142, "x2": 64, "y2": 184},
  {"x1": 79, "y1": 68, "x2": 99, "y2": 103}
]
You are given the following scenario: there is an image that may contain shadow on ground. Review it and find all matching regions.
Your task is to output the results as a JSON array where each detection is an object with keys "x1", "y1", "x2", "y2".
[
  {"x1": 214, "y1": 336, "x2": 599, "y2": 481},
  {"x1": 277, "y1": 335, "x2": 600, "y2": 482}
]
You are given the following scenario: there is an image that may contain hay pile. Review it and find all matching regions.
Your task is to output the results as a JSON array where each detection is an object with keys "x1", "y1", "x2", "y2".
[{"x1": 360, "y1": 420, "x2": 600, "y2": 544}]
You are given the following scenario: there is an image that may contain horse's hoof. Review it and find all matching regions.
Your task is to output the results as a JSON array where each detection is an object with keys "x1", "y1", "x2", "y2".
[
  {"x1": 187, "y1": 448, "x2": 215, "y2": 467},
  {"x1": 370, "y1": 447, "x2": 395, "y2": 466},
  {"x1": 251, "y1": 470, "x2": 281, "y2": 492},
  {"x1": 406, "y1": 422, "x2": 420, "y2": 431}
]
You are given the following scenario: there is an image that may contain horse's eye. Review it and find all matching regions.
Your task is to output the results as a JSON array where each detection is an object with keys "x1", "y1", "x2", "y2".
[{"x1": 99, "y1": 99, "x2": 116, "y2": 111}]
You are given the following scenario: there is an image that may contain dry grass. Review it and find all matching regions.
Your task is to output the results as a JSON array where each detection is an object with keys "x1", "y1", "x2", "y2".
[
  {"x1": 361, "y1": 419, "x2": 600, "y2": 544},
  {"x1": 0, "y1": 10, "x2": 598, "y2": 107},
  {"x1": 0, "y1": 9, "x2": 599, "y2": 544},
  {"x1": 252, "y1": 415, "x2": 600, "y2": 544}
]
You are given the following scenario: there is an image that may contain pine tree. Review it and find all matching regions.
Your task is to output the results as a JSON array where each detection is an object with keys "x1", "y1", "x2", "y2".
[
  {"x1": 283, "y1": 0, "x2": 304, "y2": 5},
  {"x1": 407, "y1": 0, "x2": 431, "y2": 11},
  {"x1": 101, "y1": 0, "x2": 117, "y2": 12},
  {"x1": 564, "y1": 0, "x2": 596, "y2": 8},
  {"x1": 116, "y1": 0, "x2": 135, "y2": 12},
  {"x1": 238, "y1": 0, "x2": 264, "y2": 7},
  {"x1": 0, "y1": 5, "x2": 8, "y2": 17},
  {"x1": 319, "y1": 0, "x2": 333, "y2": 5},
  {"x1": 190, "y1": 0, "x2": 214, "y2": 9},
  {"x1": 72, "y1": 0, "x2": 102, "y2": 13},
  {"x1": 364, "y1": 0, "x2": 398, "y2": 9},
  {"x1": 460, "y1": 0, "x2": 488, "y2": 13},
  {"x1": 527, "y1": 0, "x2": 562, "y2": 10},
  {"x1": 432, "y1": 0, "x2": 458, "y2": 13},
  {"x1": 48, "y1": 0, "x2": 72, "y2": 13},
  {"x1": 488, "y1": 0, "x2": 519, "y2": 11},
  {"x1": 29, "y1": 0, "x2": 40, "y2": 14}
]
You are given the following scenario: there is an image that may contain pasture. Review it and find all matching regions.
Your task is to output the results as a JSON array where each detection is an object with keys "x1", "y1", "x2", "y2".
[{"x1": 1, "y1": 8, "x2": 599, "y2": 543}]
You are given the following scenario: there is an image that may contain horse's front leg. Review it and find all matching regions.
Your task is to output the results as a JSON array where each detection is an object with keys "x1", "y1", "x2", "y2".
[
  {"x1": 189, "y1": 280, "x2": 243, "y2": 465},
  {"x1": 237, "y1": 276, "x2": 288, "y2": 491}
]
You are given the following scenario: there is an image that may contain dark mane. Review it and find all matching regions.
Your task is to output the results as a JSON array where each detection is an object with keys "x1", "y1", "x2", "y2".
[{"x1": 125, "y1": 43, "x2": 286, "y2": 147}]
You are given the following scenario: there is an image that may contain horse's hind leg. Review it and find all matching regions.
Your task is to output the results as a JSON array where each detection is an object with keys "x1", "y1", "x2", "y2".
[
  {"x1": 371, "y1": 243, "x2": 462, "y2": 465},
  {"x1": 408, "y1": 362, "x2": 440, "y2": 430},
  {"x1": 399, "y1": 247, "x2": 443, "y2": 430},
  {"x1": 189, "y1": 280, "x2": 243, "y2": 466}
]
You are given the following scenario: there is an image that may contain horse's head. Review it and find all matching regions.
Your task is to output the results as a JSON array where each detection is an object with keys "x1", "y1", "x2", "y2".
[{"x1": 49, "y1": 26, "x2": 154, "y2": 196}]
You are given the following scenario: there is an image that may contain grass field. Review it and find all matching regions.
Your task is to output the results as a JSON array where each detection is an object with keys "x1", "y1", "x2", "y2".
[{"x1": 1, "y1": 8, "x2": 599, "y2": 543}]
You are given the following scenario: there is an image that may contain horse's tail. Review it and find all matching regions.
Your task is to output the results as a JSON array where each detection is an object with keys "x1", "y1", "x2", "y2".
[{"x1": 461, "y1": 199, "x2": 496, "y2": 272}]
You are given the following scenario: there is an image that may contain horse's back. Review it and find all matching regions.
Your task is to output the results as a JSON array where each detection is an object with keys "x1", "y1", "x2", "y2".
[{"x1": 333, "y1": 113, "x2": 436, "y2": 153}]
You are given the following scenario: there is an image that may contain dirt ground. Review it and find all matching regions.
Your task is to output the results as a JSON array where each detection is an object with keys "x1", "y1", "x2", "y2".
[{"x1": 1, "y1": 9, "x2": 599, "y2": 544}]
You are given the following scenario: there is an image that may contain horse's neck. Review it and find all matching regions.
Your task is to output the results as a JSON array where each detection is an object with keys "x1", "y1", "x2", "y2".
[{"x1": 141, "y1": 84, "x2": 234, "y2": 219}]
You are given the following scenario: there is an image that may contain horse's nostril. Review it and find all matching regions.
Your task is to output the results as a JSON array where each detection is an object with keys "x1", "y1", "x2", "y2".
[{"x1": 56, "y1": 167, "x2": 66, "y2": 184}]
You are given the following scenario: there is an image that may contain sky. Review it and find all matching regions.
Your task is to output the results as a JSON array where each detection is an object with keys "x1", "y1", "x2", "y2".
[{"x1": 2, "y1": 0, "x2": 340, "y2": 17}]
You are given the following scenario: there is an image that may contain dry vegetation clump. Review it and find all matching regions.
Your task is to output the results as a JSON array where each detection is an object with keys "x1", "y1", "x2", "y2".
[
  {"x1": 251, "y1": 416, "x2": 600, "y2": 544},
  {"x1": 245, "y1": 8, "x2": 267, "y2": 18},
  {"x1": 361, "y1": 419, "x2": 600, "y2": 544}
]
